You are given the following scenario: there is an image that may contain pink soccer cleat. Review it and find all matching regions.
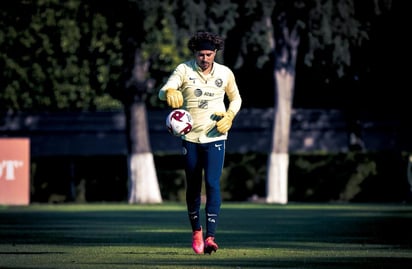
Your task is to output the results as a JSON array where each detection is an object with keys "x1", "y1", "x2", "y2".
[
  {"x1": 192, "y1": 228, "x2": 204, "y2": 254},
  {"x1": 204, "y1": 236, "x2": 219, "y2": 254}
]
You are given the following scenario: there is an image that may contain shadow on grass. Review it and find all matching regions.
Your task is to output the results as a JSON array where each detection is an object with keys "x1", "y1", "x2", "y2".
[
  {"x1": 110, "y1": 256, "x2": 412, "y2": 269},
  {"x1": 0, "y1": 203, "x2": 411, "y2": 268},
  {"x1": 1, "y1": 203, "x2": 412, "y2": 246}
]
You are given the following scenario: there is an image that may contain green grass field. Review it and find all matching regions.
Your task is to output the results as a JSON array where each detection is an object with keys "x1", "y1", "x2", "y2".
[{"x1": 0, "y1": 202, "x2": 411, "y2": 268}]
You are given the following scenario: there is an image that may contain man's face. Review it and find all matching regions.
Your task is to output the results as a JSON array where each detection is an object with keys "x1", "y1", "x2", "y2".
[{"x1": 195, "y1": 50, "x2": 216, "y2": 71}]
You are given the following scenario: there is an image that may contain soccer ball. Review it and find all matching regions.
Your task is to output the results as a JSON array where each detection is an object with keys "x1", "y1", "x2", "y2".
[{"x1": 166, "y1": 109, "x2": 193, "y2": 136}]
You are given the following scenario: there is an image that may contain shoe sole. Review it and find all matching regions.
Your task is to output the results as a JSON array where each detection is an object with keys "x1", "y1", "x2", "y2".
[{"x1": 204, "y1": 245, "x2": 217, "y2": 255}]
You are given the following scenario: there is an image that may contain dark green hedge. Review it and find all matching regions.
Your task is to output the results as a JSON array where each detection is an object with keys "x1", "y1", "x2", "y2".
[{"x1": 30, "y1": 152, "x2": 412, "y2": 203}]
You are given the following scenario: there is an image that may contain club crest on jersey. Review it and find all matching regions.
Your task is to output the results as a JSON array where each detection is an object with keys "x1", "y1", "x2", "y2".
[{"x1": 215, "y1": 78, "x2": 223, "y2": 87}]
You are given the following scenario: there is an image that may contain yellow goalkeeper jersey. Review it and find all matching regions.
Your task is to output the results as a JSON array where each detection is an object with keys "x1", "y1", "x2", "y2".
[{"x1": 159, "y1": 59, "x2": 242, "y2": 143}]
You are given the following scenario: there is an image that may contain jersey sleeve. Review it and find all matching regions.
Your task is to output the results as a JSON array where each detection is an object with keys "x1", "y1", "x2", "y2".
[{"x1": 158, "y1": 63, "x2": 186, "y2": 101}]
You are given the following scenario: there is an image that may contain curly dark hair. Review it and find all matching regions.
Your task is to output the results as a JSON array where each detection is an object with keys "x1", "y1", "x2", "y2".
[{"x1": 187, "y1": 31, "x2": 224, "y2": 52}]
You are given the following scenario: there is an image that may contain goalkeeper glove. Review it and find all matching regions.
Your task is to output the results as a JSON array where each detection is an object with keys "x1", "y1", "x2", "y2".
[
  {"x1": 165, "y1": 88, "x2": 183, "y2": 108},
  {"x1": 215, "y1": 110, "x2": 235, "y2": 134}
]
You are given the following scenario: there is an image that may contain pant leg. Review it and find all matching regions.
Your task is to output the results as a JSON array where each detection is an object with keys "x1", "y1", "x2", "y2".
[
  {"x1": 203, "y1": 140, "x2": 225, "y2": 238},
  {"x1": 183, "y1": 140, "x2": 203, "y2": 231}
]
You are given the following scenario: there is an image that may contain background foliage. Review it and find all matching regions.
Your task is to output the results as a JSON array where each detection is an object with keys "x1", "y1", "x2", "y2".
[
  {"x1": 0, "y1": 0, "x2": 401, "y2": 112},
  {"x1": 0, "y1": 0, "x2": 124, "y2": 111},
  {"x1": 30, "y1": 152, "x2": 411, "y2": 203}
]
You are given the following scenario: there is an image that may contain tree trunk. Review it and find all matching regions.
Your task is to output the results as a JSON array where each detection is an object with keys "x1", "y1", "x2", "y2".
[
  {"x1": 266, "y1": 68, "x2": 294, "y2": 204},
  {"x1": 266, "y1": 17, "x2": 299, "y2": 204},
  {"x1": 127, "y1": 101, "x2": 162, "y2": 204},
  {"x1": 408, "y1": 155, "x2": 412, "y2": 195}
]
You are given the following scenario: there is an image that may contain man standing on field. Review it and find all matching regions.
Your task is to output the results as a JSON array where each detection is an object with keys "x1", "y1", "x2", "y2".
[{"x1": 158, "y1": 31, "x2": 242, "y2": 254}]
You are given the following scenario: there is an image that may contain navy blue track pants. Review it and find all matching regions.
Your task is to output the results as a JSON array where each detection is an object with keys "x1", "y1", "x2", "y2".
[{"x1": 182, "y1": 140, "x2": 225, "y2": 238}]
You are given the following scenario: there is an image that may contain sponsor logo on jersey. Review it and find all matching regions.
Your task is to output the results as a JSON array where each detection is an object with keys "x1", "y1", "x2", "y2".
[
  {"x1": 198, "y1": 100, "x2": 208, "y2": 109},
  {"x1": 194, "y1": 88, "x2": 202, "y2": 97}
]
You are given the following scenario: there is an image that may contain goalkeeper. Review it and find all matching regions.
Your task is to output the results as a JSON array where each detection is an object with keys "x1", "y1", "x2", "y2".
[{"x1": 158, "y1": 31, "x2": 242, "y2": 254}]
